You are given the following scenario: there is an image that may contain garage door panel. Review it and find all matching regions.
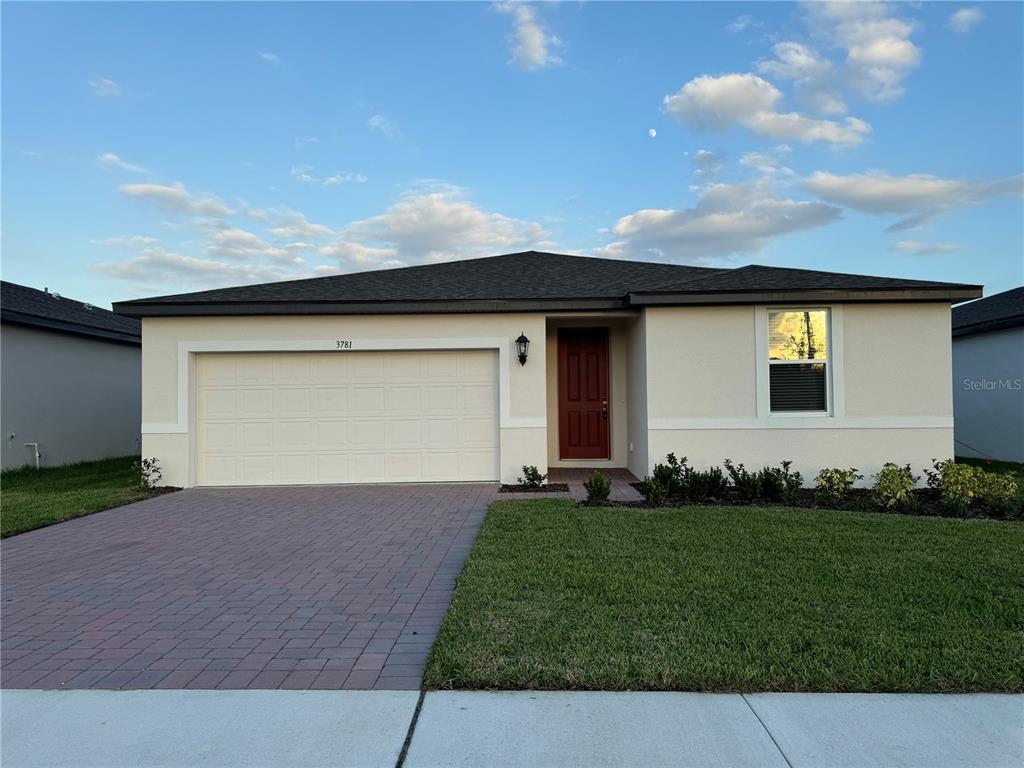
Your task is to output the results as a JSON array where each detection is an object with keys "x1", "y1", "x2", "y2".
[
  {"x1": 239, "y1": 422, "x2": 273, "y2": 450},
  {"x1": 196, "y1": 350, "x2": 498, "y2": 486},
  {"x1": 350, "y1": 387, "x2": 385, "y2": 413},
  {"x1": 313, "y1": 421, "x2": 349, "y2": 449},
  {"x1": 274, "y1": 422, "x2": 311, "y2": 451},
  {"x1": 240, "y1": 389, "x2": 274, "y2": 416},
  {"x1": 276, "y1": 389, "x2": 311, "y2": 415},
  {"x1": 313, "y1": 387, "x2": 349, "y2": 414}
]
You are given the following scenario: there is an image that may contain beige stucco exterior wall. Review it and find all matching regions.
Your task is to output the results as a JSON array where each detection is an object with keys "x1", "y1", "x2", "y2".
[
  {"x1": 626, "y1": 313, "x2": 649, "y2": 478},
  {"x1": 545, "y1": 318, "x2": 631, "y2": 468},
  {"x1": 141, "y1": 313, "x2": 548, "y2": 487},
  {"x1": 640, "y1": 302, "x2": 954, "y2": 483},
  {"x1": 141, "y1": 301, "x2": 954, "y2": 489}
]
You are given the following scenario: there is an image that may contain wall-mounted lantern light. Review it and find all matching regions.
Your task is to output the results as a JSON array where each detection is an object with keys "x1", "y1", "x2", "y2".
[{"x1": 515, "y1": 333, "x2": 530, "y2": 366}]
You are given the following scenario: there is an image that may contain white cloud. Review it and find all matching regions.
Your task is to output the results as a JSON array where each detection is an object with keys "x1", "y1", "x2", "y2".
[
  {"x1": 892, "y1": 240, "x2": 962, "y2": 255},
  {"x1": 205, "y1": 227, "x2": 298, "y2": 265},
  {"x1": 595, "y1": 180, "x2": 842, "y2": 263},
  {"x1": 690, "y1": 149, "x2": 724, "y2": 183},
  {"x1": 119, "y1": 182, "x2": 233, "y2": 217},
  {"x1": 257, "y1": 51, "x2": 280, "y2": 64},
  {"x1": 320, "y1": 185, "x2": 549, "y2": 268},
  {"x1": 495, "y1": 2, "x2": 563, "y2": 71},
  {"x1": 665, "y1": 74, "x2": 781, "y2": 131},
  {"x1": 323, "y1": 170, "x2": 368, "y2": 186},
  {"x1": 804, "y1": 2, "x2": 921, "y2": 102},
  {"x1": 290, "y1": 165, "x2": 317, "y2": 184},
  {"x1": 88, "y1": 78, "x2": 121, "y2": 97},
  {"x1": 294, "y1": 136, "x2": 319, "y2": 147},
  {"x1": 265, "y1": 209, "x2": 334, "y2": 240},
  {"x1": 96, "y1": 235, "x2": 160, "y2": 249},
  {"x1": 948, "y1": 7, "x2": 983, "y2": 34},
  {"x1": 745, "y1": 111, "x2": 870, "y2": 145},
  {"x1": 758, "y1": 42, "x2": 846, "y2": 115},
  {"x1": 804, "y1": 171, "x2": 1024, "y2": 230},
  {"x1": 96, "y1": 152, "x2": 147, "y2": 174},
  {"x1": 727, "y1": 15, "x2": 756, "y2": 34},
  {"x1": 739, "y1": 145, "x2": 794, "y2": 177},
  {"x1": 367, "y1": 114, "x2": 402, "y2": 139},
  {"x1": 664, "y1": 73, "x2": 869, "y2": 145},
  {"x1": 93, "y1": 240, "x2": 295, "y2": 289}
]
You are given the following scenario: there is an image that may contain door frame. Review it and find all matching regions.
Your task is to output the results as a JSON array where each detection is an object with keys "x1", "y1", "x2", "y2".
[{"x1": 556, "y1": 327, "x2": 611, "y2": 460}]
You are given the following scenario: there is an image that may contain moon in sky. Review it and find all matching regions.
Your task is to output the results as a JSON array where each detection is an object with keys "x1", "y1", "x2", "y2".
[{"x1": 648, "y1": 128, "x2": 657, "y2": 138}]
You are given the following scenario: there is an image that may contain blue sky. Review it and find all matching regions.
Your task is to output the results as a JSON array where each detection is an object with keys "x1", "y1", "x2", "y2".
[{"x1": 2, "y1": 1, "x2": 1022, "y2": 308}]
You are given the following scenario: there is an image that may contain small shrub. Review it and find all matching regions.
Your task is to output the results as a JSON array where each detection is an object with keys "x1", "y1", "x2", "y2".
[
  {"x1": 517, "y1": 465, "x2": 548, "y2": 489},
  {"x1": 925, "y1": 459, "x2": 977, "y2": 514},
  {"x1": 638, "y1": 477, "x2": 668, "y2": 506},
  {"x1": 723, "y1": 459, "x2": 758, "y2": 502},
  {"x1": 872, "y1": 463, "x2": 919, "y2": 510},
  {"x1": 583, "y1": 471, "x2": 612, "y2": 503},
  {"x1": 977, "y1": 471, "x2": 1018, "y2": 504},
  {"x1": 724, "y1": 459, "x2": 803, "y2": 503},
  {"x1": 686, "y1": 466, "x2": 729, "y2": 503},
  {"x1": 925, "y1": 459, "x2": 1020, "y2": 515},
  {"x1": 131, "y1": 457, "x2": 163, "y2": 490},
  {"x1": 652, "y1": 453, "x2": 687, "y2": 498},
  {"x1": 815, "y1": 467, "x2": 862, "y2": 505}
]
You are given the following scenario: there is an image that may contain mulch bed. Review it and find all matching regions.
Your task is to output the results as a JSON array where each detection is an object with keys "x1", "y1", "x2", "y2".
[
  {"x1": 622, "y1": 484, "x2": 1022, "y2": 521},
  {"x1": 499, "y1": 483, "x2": 571, "y2": 493}
]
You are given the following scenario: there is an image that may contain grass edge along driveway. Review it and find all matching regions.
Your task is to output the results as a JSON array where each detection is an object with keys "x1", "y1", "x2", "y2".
[
  {"x1": 1, "y1": 456, "x2": 159, "y2": 538},
  {"x1": 425, "y1": 499, "x2": 1023, "y2": 693}
]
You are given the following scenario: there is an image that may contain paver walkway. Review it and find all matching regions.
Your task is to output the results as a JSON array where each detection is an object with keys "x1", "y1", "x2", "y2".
[{"x1": 1, "y1": 484, "x2": 495, "y2": 690}]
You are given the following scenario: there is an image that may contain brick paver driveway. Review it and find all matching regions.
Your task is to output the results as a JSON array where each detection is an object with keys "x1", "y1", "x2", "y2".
[{"x1": 1, "y1": 484, "x2": 496, "y2": 690}]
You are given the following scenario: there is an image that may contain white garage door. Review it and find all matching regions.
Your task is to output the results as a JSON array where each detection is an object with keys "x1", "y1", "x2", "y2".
[{"x1": 195, "y1": 350, "x2": 499, "y2": 486}]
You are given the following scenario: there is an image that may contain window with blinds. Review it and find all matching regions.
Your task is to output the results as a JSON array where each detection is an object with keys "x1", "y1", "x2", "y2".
[{"x1": 768, "y1": 309, "x2": 829, "y2": 413}]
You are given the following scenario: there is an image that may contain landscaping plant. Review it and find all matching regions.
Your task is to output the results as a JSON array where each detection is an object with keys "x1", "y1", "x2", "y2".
[
  {"x1": 652, "y1": 453, "x2": 686, "y2": 498},
  {"x1": 724, "y1": 459, "x2": 802, "y2": 503},
  {"x1": 131, "y1": 456, "x2": 163, "y2": 490},
  {"x1": 815, "y1": 467, "x2": 862, "y2": 505},
  {"x1": 925, "y1": 458, "x2": 1020, "y2": 516},
  {"x1": 637, "y1": 476, "x2": 668, "y2": 506},
  {"x1": 684, "y1": 466, "x2": 729, "y2": 503},
  {"x1": 517, "y1": 465, "x2": 547, "y2": 489},
  {"x1": 872, "y1": 463, "x2": 918, "y2": 510},
  {"x1": 583, "y1": 470, "x2": 612, "y2": 503}
]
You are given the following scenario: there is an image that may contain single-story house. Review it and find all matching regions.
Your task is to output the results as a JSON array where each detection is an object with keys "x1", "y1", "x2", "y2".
[
  {"x1": 951, "y1": 286, "x2": 1024, "y2": 463},
  {"x1": 1, "y1": 281, "x2": 142, "y2": 470},
  {"x1": 112, "y1": 251, "x2": 981, "y2": 488}
]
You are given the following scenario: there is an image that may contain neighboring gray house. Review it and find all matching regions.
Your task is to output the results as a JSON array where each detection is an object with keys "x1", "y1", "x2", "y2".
[
  {"x1": 1, "y1": 281, "x2": 142, "y2": 470},
  {"x1": 952, "y1": 286, "x2": 1024, "y2": 463}
]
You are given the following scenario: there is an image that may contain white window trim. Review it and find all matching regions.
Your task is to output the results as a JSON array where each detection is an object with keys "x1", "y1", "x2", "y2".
[
  {"x1": 755, "y1": 304, "x2": 846, "y2": 425},
  {"x1": 142, "y1": 337, "x2": 545, "y2": 434}
]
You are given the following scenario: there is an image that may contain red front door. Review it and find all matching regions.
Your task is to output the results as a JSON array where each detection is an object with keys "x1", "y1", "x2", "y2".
[{"x1": 558, "y1": 328, "x2": 610, "y2": 460}]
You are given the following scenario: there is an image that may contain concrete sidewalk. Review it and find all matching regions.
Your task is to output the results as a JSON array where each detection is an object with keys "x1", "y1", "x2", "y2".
[{"x1": 2, "y1": 690, "x2": 1021, "y2": 768}]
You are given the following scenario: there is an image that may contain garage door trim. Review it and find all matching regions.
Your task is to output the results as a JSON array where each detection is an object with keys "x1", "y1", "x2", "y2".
[{"x1": 143, "y1": 337, "x2": 546, "y2": 435}]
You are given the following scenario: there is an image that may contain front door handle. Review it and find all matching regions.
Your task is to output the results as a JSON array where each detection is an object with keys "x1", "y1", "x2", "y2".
[{"x1": 602, "y1": 410, "x2": 608, "y2": 420}]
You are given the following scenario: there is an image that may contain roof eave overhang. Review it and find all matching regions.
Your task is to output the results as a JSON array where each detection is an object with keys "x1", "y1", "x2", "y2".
[
  {"x1": 112, "y1": 297, "x2": 629, "y2": 318},
  {"x1": 952, "y1": 315, "x2": 1024, "y2": 338},
  {"x1": 628, "y1": 287, "x2": 983, "y2": 306},
  {"x1": 1, "y1": 310, "x2": 141, "y2": 345}
]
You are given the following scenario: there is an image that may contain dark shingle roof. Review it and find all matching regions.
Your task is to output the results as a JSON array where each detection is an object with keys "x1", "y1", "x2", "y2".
[
  {"x1": 2, "y1": 281, "x2": 141, "y2": 344},
  {"x1": 113, "y1": 251, "x2": 981, "y2": 318},
  {"x1": 952, "y1": 286, "x2": 1024, "y2": 337}
]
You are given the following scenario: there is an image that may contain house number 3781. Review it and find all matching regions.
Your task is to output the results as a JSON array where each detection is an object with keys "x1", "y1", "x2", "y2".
[{"x1": 335, "y1": 340, "x2": 353, "y2": 349}]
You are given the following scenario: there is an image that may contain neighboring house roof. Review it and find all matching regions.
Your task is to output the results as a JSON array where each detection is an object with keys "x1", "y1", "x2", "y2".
[
  {"x1": 1, "y1": 281, "x2": 141, "y2": 344},
  {"x1": 952, "y1": 286, "x2": 1024, "y2": 338},
  {"x1": 113, "y1": 250, "x2": 982, "y2": 318}
]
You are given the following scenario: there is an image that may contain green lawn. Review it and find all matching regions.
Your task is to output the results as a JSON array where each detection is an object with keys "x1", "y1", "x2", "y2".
[
  {"x1": 1, "y1": 456, "x2": 157, "y2": 538},
  {"x1": 425, "y1": 499, "x2": 1024, "y2": 693}
]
